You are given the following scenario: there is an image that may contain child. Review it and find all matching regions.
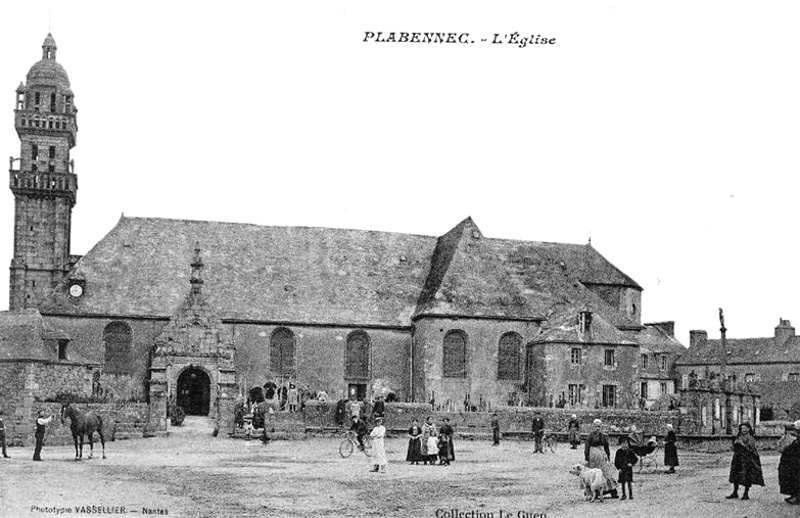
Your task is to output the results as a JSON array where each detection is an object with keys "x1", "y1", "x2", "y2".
[
  {"x1": 614, "y1": 436, "x2": 638, "y2": 500},
  {"x1": 491, "y1": 413, "x2": 500, "y2": 446},
  {"x1": 427, "y1": 433, "x2": 440, "y2": 466}
]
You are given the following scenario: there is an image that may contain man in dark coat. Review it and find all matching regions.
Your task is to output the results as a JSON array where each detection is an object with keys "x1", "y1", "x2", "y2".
[
  {"x1": 531, "y1": 412, "x2": 545, "y2": 454},
  {"x1": 350, "y1": 416, "x2": 369, "y2": 451},
  {"x1": 778, "y1": 420, "x2": 800, "y2": 504},
  {"x1": 664, "y1": 423, "x2": 679, "y2": 473},
  {"x1": 491, "y1": 413, "x2": 501, "y2": 446},
  {"x1": 33, "y1": 410, "x2": 53, "y2": 461},
  {"x1": 372, "y1": 396, "x2": 385, "y2": 419},
  {"x1": 335, "y1": 398, "x2": 347, "y2": 427},
  {"x1": 726, "y1": 422, "x2": 764, "y2": 500}
]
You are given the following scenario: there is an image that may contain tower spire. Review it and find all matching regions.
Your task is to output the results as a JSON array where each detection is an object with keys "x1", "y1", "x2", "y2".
[{"x1": 8, "y1": 34, "x2": 78, "y2": 310}]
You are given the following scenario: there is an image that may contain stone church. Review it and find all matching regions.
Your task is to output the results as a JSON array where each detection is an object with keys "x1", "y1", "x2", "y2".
[{"x1": 1, "y1": 34, "x2": 686, "y2": 429}]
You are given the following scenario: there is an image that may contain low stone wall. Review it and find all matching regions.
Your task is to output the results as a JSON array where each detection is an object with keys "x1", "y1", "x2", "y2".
[
  {"x1": 678, "y1": 434, "x2": 782, "y2": 453},
  {"x1": 4, "y1": 401, "x2": 151, "y2": 448},
  {"x1": 247, "y1": 402, "x2": 678, "y2": 439}
]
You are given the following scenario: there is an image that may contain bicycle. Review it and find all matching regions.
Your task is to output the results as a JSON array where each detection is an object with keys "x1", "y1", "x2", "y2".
[{"x1": 339, "y1": 430, "x2": 372, "y2": 458}]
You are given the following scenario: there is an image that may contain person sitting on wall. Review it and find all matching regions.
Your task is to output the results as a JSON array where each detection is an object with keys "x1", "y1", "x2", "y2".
[
  {"x1": 351, "y1": 415, "x2": 369, "y2": 451},
  {"x1": 372, "y1": 396, "x2": 385, "y2": 420}
]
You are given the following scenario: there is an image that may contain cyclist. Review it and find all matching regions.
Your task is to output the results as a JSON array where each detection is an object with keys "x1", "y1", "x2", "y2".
[{"x1": 351, "y1": 415, "x2": 369, "y2": 451}]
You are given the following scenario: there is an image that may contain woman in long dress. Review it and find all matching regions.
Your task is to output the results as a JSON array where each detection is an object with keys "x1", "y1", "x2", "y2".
[
  {"x1": 778, "y1": 420, "x2": 800, "y2": 504},
  {"x1": 726, "y1": 422, "x2": 764, "y2": 500},
  {"x1": 369, "y1": 417, "x2": 388, "y2": 473},
  {"x1": 406, "y1": 419, "x2": 423, "y2": 464},
  {"x1": 584, "y1": 418, "x2": 618, "y2": 497},
  {"x1": 664, "y1": 423, "x2": 679, "y2": 473}
]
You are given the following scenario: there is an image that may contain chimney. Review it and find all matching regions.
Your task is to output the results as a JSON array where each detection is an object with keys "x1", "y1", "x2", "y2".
[
  {"x1": 647, "y1": 321, "x2": 675, "y2": 338},
  {"x1": 689, "y1": 330, "x2": 707, "y2": 349},
  {"x1": 775, "y1": 318, "x2": 795, "y2": 342}
]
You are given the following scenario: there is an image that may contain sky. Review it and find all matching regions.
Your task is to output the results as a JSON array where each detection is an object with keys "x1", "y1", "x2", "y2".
[{"x1": 0, "y1": 1, "x2": 798, "y2": 344}]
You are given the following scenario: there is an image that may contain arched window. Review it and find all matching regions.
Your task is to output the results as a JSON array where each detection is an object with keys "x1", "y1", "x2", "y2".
[
  {"x1": 345, "y1": 331, "x2": 370, "y2": 379},
  {"x1": 103, "y1": 321, "x2": 132, "y2": 374},
  {"x1": 498, "y1": 332, "x2": 521, "y2": 380},
  {"x1": 270, "y1": 328, "x2": 295, "y2": 375},
  {"x1": 443, "y1": 330, "x2": 467, "y2": 378}
]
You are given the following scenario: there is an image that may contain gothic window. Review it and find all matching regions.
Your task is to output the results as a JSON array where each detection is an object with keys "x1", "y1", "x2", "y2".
[
  {"x1": 660, "y1": 381, "x2": 668, "y2": 396},
  {"x1": 641, "y1": 382, "x2": 648, "y2": 399},
  {"x1": 443, "y1": 330, "x2": 467, "y2": 378},
  {"x1": 270, "y1": 327, "x2": 295, "y2": 375},
  {"x1": 660, "y1": 355, "x2": 668, "y2": 371},
  {"x1": 103, "y1": 321, "x2": 132, "y2": 374},
  {"x1": 497, "y1": 332, "x2": 521, "y2": 380},
  {"x1": 345, "y1": 331, "x2": 370, "y2": 379},
  {"x1": 641, "y1": 353, "x2": 648, "y2": 370}
]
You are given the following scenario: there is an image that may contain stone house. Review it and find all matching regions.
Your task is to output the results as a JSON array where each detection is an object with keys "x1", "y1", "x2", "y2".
[
  {"x1": 638, "y1": 321, "x2": 685, "y2": 409},
  {"x1": 675, "y1": 318, "x2": 800, "y2": 419}
]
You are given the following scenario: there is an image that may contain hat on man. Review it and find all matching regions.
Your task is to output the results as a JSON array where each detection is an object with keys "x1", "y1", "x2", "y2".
[{"x1": 592, "y1": 418, "x2": 602, "y2": 425}]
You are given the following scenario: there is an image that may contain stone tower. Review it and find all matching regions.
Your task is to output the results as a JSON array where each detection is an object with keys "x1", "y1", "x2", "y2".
[{"x1": 9, "y1": 34, "x2": 78, "y2": 310}]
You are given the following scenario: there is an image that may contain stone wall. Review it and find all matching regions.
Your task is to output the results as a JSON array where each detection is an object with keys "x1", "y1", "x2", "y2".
[
  {"x1": 412, "y1": 317, "x2": 540, "y2": 407},
  {"x1": 46, "y1": 315, "x2": 167, "y2": 400},
  {"x1": 4, "y1": 400, "x2": 150, "y2": 448},
  {"x1": 530, "y1": 342, "x2": 641, "y2": 409},
  {"x1": 0, "y1": 360, "x2": 151, "y2": 447},
  {"x1": 252, "y1": 401, "x2": 678, "y2": 440},
  {"x1": 676, "y1": 387, "x2": 759, "y2": 435},
  {"x1": 676, "y1": 362, "x2": 800, "y2": 386}
]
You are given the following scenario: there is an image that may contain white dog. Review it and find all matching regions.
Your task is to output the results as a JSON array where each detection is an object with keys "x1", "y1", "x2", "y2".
[{"x1": 569, "y1": 464, "x2": 605, "y2": 502}]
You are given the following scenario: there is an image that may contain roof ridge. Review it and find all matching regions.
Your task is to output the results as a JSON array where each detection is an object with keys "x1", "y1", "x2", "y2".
[{"x1": 118, "y1": 215, "x2": 437, "y2": 239}]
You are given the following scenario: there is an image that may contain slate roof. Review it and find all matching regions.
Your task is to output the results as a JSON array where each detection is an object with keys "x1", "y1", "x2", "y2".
[
  {"x1": 638, "y1": 324, "x2": 688, "y2": 355},
  {"x1": 750, "y1": 381, "x2": 800, "y2": 409},
  {"x1": 675, "y1": 334, "x2": 800, "y2": 366},
  {"x1": 531, "y1": 308, "x2": 638, "y2": 345},
  {"x1": 40, "y1": 216, "x2": 641, "y2": 327},
  {"x1": 0, "y1": 309, "x2": 72, "y2": 361}
]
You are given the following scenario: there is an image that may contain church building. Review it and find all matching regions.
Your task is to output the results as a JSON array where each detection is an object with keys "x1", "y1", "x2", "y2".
[{"x1": 1, "y1": 34, "x2": 686, "y2": 430}]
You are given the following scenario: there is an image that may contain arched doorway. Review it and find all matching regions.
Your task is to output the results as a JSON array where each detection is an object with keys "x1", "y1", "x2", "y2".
[{"x1": 177, "y1": 367, "x2": 211, "y2": 416}]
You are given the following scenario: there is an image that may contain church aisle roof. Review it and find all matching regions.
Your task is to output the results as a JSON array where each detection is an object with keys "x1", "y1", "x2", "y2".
[{"x1": 40, "y1": 216, "x2": 641, "y2": 327}]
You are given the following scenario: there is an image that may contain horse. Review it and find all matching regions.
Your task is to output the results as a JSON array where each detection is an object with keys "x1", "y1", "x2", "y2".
[{"x1": 60, "y1": 403, "x2": 106, "y2": 460}]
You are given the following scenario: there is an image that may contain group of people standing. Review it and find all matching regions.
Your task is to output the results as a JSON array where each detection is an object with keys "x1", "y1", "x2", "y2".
[
  {"x1": 582, "y1": 418, "x2": 679, "y2": 501},
  {"x1": 406, "y1": 417, "x2": 455, "y2": 466}
]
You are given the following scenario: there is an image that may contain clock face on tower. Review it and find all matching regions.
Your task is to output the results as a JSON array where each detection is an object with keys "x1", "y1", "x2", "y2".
[{"x1": 69, "y1": 283, "x2": 83, "y2": 298}]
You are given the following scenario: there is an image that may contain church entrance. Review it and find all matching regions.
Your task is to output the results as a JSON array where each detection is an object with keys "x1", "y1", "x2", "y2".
[{"x1": 177, "y1": 367, "x2": 211, "y2": 416}]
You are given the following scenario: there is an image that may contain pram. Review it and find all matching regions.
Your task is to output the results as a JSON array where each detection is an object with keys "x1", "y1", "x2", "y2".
[{"x1": 628, "y1": 432, "x2": 659, "y2": 472}]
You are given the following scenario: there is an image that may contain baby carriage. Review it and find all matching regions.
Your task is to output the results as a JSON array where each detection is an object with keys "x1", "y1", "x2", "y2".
[{"x1": 628, "y1": 432, "x2": 659, "y2": 472}]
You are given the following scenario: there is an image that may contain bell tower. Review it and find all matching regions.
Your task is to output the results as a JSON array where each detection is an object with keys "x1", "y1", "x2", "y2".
[{"x1": 8, "y1": 33, "x2": 78, "y2": 310}]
